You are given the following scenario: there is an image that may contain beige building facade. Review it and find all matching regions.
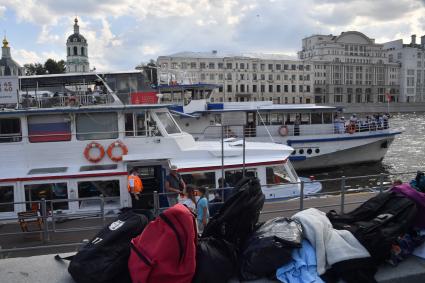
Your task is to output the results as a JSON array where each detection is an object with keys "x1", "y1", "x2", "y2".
[{"x1": 157, "y1": 52, "x2": 315, "y2": 104}]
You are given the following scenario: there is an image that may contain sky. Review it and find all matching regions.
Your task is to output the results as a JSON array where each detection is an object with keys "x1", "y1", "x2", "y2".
[{"x1": 1, "y1": 0, "x2": 425, "y2": 71}]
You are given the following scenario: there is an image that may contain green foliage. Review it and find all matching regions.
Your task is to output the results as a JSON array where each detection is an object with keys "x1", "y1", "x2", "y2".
[{"x1": 24, "y1": 59, "x2": 67, "y2": 75}]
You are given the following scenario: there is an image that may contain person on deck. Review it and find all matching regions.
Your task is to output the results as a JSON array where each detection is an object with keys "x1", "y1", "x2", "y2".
[
  {"x1": 128, "y1": 168, "x2": 144, "y2": 209},
  {"x1": 165, "y1": 165, "x2": 186, "y2": 207},
  {"x1": 197, "y1": 187, "x2": 209, "y2": 233}
]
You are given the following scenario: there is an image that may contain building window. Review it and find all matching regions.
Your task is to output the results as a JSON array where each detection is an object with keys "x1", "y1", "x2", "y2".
[
  {"x1": 260, "y1": 85, "x2": 265, "y2": 92},
  {"x1": 210, "y1": 74, "x2": 215, "y2": 80},
  {"x1": 240, "y1": 63, "x2": 245, "y2": 69},
  {"x1": 200, "y1": 63, "x2": 206, "y2": 69},
  {"x1": 0, "y1": 186, "x2": 14, "y2": 212},
  {"x1": 81, "y1": 47, "x2": 85, "y2": 56},
  {"x1": 227, "y1": 85, "x2": 232, "y2": 92},
  {"x1": 226, "y1": 73, "x2": 232, "y2": 80},
  {"x1": 260, "y1": 64, "x2": 265, "y2": 71},
  {"x1": 76, "y1": 112, "x2": 118, "y2": 140},
  {"x1": 291, "y1": 85, "x2": 296, "y2": 92},
  {"x1": 209, "y1": 62, "x2": 215, "y2": 69},
  {"x1": 276, "y1": 64, "x2": 281, "y2": 70},
  {"x1": 253, "y1": 73, "x2": 257, "y2": 80},
  {"x1": 268, "y1": 74, "x2": 273, "y2": 80},
  {"x1": 73, "y1": 46, "x2": 78, "y2": 55},
  {"x1": 261, "y1": 74, "x2": 265, "y2": 80},
  {"x1": 0, "y1": 118, "x2": 21, "y2": 143},
  {"x1": 277, "y1": 85, "x2": 281, "y2": 93},
  {"x1": 268, "y1": 64, "x2": 273, "y2": 70},
  {"x1": 67, "y1": 47, "x2": 70, "y2": 56},
  {"x1": 253, "y1": 85, "x2": 257, "y2": 92},
  {"x1": 25, "y1": 183, "x2": 69, "y2": 211},
  {"x1": 269, "y1": 85, "x2": 273, "y2": 92},
  {"x1": 218, "y1": 63, "x2": 223, "y2": 69},
  {"x1": 284, "y1": 64, "x2": 288, "y2": 70},
  {"x1": 284, "y1": 85, "x2": 288, "y2": 92},
  {"x1": 77, "y1": 180, "x2": 120, "y2": 209},
  {"x1": 28, "y1": 115, "x2": 71, "y2": 143},
  {"x1": 226, "y1": 63, "x2": 232, "y2": 69},
  {"x1": 190, "y1": 62, "x2": 196, "y2": 69}
]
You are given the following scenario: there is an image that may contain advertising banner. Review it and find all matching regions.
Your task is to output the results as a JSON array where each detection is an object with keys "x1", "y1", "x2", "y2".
[{"x1": 0, "y1": 76, "x2": 19, "y2": 104}]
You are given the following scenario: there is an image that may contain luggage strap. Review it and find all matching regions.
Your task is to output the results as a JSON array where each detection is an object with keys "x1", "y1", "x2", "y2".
[
  {"x1": 159, "y1": 213, "x2": 185, "y2": 263},
  {"x1": 130, "y1": 243, "x2": 152, "y2": 267},
  {"x1": 54, "y1": 254, "x2": 74, "y2": 261}
]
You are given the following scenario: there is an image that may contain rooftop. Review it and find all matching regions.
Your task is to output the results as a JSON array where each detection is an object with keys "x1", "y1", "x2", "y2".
[{"x1": 162, "y1": 51, "x2": 298, "y2": 61}]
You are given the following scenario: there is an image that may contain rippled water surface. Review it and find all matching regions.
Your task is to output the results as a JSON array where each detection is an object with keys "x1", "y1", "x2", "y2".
[{"x1": 299, "y1": 113, "x2": 425, "y2": 190}]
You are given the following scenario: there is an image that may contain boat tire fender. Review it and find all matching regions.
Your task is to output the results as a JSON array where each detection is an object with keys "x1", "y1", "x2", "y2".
[{"x1": 84, "y1": 142, "x2": 105, "y2": 163}]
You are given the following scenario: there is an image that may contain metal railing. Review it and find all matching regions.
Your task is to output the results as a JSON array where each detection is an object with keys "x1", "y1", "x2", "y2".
[
  {"x1": 0, "y1": 171, "x2": 418, "y2": 256},
  {"x1": 18, "y1": 93, "x2": 115, "y2": 109},
  {"x1": 197, "y1": 121, "x2": 391, "y2": 140}
]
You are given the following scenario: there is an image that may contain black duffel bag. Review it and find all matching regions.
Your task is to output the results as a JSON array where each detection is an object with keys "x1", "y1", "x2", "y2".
[
  {"x1": 56, "y1": 209, "x2": 148, "y2": 283},
  {"x1": 239, "y1": 217, "x2": 303, "y2": 281},
  {"x1": 192, "y1": 237, "x2": 238, "y2": 283}
]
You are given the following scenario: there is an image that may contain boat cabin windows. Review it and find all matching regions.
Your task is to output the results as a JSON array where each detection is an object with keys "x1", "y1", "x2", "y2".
[
  {"x1": 125, "y1": 112, "x2": 162, "y2": 137},
  {"x1": 24, "y1": 183, "x2": 69, "y2": 211},
  {"x1": 27, "y1": 115, "x2": 71, "y2": 143},
  {"x1": 311, "y1": 113, "x2": 322, "y2": 124},
  {"x1": 28, "y1": 167, "x2": 68, "y2": 175},
  {"x1": 270, "y1": 113, "x2": 284, "y2": 125},
  {"x1": 76, "y1": 112, "x2": 118, "y2": 140},
  {"x1": 225, "y1": 169, "x2": 257, "y2": 186},
  {"x1": 266, "y1": 166, "x2": 291, "y2": 185},
  {"x1": 80, "y1": 164, "x2": 118, "y2": 171},
  {"x1": 77, "y1": 180, "x2": 120, "y2": 209},
  {"x1": 323, "y1": 113, "x2": 333, "y2": 123},
  {"x1": 156, "y1": 112, "x2": 181, "y2": 134},
  {"x1": 181, "y1": 172, "x2": 216, "y2": 188},
  {"x1": 0, "y1": 118, "x2": 22, "y2": 143},
  {"x1": 0, "y1": 185, "x2": 14, "y2": 212},
  {"x1": 258, "y1": 112, "x2": 335, "y2": 126}
]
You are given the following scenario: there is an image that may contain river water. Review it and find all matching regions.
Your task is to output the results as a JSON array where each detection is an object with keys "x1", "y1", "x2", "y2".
[{"x1": 299, "y1": 113, "x2": 425, "y2": 191}]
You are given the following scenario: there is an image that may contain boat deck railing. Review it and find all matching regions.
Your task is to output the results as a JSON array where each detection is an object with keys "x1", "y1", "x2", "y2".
[
  {"x1": 198, "y1": 121, "x2": 391, "y2": 139},
  {"x1": 17, "y1": 93, "x2": 116, "y2": 109},
  {"x1": 0, "y1": 171, "x2": 418, "y2": 257}
]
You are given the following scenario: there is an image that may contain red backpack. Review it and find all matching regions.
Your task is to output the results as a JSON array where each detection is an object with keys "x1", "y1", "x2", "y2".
[{"x1": 128, "y1": 204, "x2": 197, "y2": 283}]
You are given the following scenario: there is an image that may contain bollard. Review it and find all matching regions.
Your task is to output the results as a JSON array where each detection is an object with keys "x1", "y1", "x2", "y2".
[
  {"x1": 153, "y1": 191, "x2": 159, "y2": 217},
  {"x1": 340, "y1": 176, "x2": 346, "y2": 214},
  {"x1": 299, "y1": 180, "x2": 305, "y2": 211},
  {"x1": 41, "y1": 198, "x2": 50, "y2": 243},
  {"x1": 379, "y1": 173, "x2": 385, "y2": 193},
  {"x1": 100, "y1": 195, "x2": 105, "y2": 226}
]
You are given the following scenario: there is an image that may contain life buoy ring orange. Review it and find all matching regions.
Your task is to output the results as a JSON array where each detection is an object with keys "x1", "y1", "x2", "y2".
[
  {"x1": 278, "y1": 125, "x2": 288, "y2": 136},
  {"x1": 84, "y1": 142, "x2": 105, "y2": 163},
  {"x1": 107, "y1": 140, "x2": 128, "y2": 162},
  {"x1": 347, "y1": 124, "x2": 356, "y2": 134}
]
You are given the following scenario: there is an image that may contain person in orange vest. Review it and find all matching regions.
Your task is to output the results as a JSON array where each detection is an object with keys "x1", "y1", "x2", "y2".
[{"x1": 128, "y1": 168, "x2": 144, "y2": 208}]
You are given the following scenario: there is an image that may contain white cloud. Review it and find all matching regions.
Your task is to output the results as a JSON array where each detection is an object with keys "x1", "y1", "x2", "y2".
[{"x1": 3, "y1": 0, "x2": 425, "y2": 70}]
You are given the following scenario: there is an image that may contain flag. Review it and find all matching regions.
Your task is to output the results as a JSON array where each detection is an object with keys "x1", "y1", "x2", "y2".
[{"x1": 385, "y1": 92, "x2": 392, "y2": 102}]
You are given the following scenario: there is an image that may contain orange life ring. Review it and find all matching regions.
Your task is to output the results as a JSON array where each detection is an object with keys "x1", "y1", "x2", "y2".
[
  {"x1": 278, "y1": 125, "x2": 288, "y2": 136},
  {"x1": 107, "y1": 140, "x2": 128, "y2": 162},
  {"x1": 347, "y1": 124, "x2": 356, "y2": 134},
  {"x1": 84, "y1": 142, "x2": 105, "y2": 163}
]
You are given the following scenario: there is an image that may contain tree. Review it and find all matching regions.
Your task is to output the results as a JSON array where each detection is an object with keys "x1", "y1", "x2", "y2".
[
  {"x1": 135, "y1": 59, "x2": 157, "y2": 86},
  {"x1": 44, "y1": 59, "x2": 66, "y2": 74},
  {"x1": 24, "y1": 63, "x2": 46, "y2": 75},
  {"x1": 24, "y1": 59, "x2": 66, "y2": 76}
]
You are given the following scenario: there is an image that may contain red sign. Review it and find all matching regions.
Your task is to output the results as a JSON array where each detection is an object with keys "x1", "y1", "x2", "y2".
[{"x1": 130, "y1": 91, "x2": 158, "y2": 104}]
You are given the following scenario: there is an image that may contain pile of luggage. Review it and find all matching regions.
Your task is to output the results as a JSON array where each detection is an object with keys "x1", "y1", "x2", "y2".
[{"x1": 57, "y1": 176, "x2": 425, "y2": 283}]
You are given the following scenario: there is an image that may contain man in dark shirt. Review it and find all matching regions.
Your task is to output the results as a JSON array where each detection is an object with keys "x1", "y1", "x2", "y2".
[{"x1": 165, "y1": 165, "x2": 186, "y2": 207}]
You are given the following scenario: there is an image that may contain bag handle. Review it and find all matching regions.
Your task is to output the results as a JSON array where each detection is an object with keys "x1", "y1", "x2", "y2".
[{"x1": 160, "y1": 213, "x2": 185, "y2": 263}]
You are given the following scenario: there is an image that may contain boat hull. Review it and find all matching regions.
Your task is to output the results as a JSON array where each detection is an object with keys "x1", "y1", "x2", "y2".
[{"x1": 291, "y1": 137, "x2": 395, "y2": 170}]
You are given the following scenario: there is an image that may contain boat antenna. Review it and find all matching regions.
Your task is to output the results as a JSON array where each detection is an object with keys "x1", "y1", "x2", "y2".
[{"x1": 256, "y1": 108, "x2": 275, "y2": 143}]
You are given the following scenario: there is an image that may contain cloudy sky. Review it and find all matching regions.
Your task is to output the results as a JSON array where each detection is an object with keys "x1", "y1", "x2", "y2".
[{"x1": 1, "y1": 0, "x2": 425, "y2": 71}]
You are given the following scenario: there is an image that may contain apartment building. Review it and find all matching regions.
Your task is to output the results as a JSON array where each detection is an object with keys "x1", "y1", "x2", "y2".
[
  {"x1": 384, "y1": 35, "x2": 425, "y2": 102},
  {"x1": 157, "y1": 52, "x2": 314, "y2": 104},
  {"x1": 299, "y1": 31, "x2": 400, "y2": 104}
]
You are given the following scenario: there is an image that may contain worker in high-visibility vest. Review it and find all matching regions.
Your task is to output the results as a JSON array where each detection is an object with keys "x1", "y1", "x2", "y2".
[{"x1": 128, "y1": 168, "x2": 144, "y2": 208}]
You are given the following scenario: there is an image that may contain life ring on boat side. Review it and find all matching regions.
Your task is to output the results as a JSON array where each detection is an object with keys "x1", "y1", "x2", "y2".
[
  {"x1": 107, "y1": 140, "x2": 128, "y2": 162},
  {"x1": 347, "y1": 124, "x2": 356, "y2": 134},
  {"x1": 84, "y1": 142, "x2": 105, "y2": 163},
  {"x1": 278, "y1": 125, "x2": 288, "y2": 136}
]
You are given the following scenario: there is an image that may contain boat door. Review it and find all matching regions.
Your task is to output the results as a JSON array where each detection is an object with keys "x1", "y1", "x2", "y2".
[
  {"x1": 129, "y1": 165, "x2": 164, "y2": 209},
  {"x1": 245, "y1": 112, "x2": 257, "y2": 137}
]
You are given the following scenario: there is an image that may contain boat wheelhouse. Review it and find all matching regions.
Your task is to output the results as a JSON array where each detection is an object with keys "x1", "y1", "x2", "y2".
[{"x1": 0, "y1": 72, "x2": 319, "y2": 220}]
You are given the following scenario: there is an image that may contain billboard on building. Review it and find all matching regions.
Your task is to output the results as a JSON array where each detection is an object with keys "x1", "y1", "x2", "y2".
[{"x1": 0, "y1": 76, "x2": 19, "y2": 104}]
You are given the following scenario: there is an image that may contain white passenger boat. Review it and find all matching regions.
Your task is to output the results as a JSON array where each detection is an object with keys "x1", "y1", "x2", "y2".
[
  {"x1": 0, "y1": 73, "x2": 320, "y2": 219},
  {"x1": 154, "y1": 84, "x2": 401, "y2": 170}
]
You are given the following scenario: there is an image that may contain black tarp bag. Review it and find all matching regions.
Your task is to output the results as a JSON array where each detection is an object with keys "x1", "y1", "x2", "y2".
[
  {"x1": 327, "y1": 192, "x2": 417, "y2": 264},
  {"x1": 239, "y1": 217, "x2": 303, "y2": 281},
  {"x1": 202, "y1": 177, "x2": 265, "y2": 250},
  {"x1": 56, "y1": 209, "x2": 148, "y2": 283},
  {"x1": 192, "y1": 237, "x2": 238, "y2": 283}
]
